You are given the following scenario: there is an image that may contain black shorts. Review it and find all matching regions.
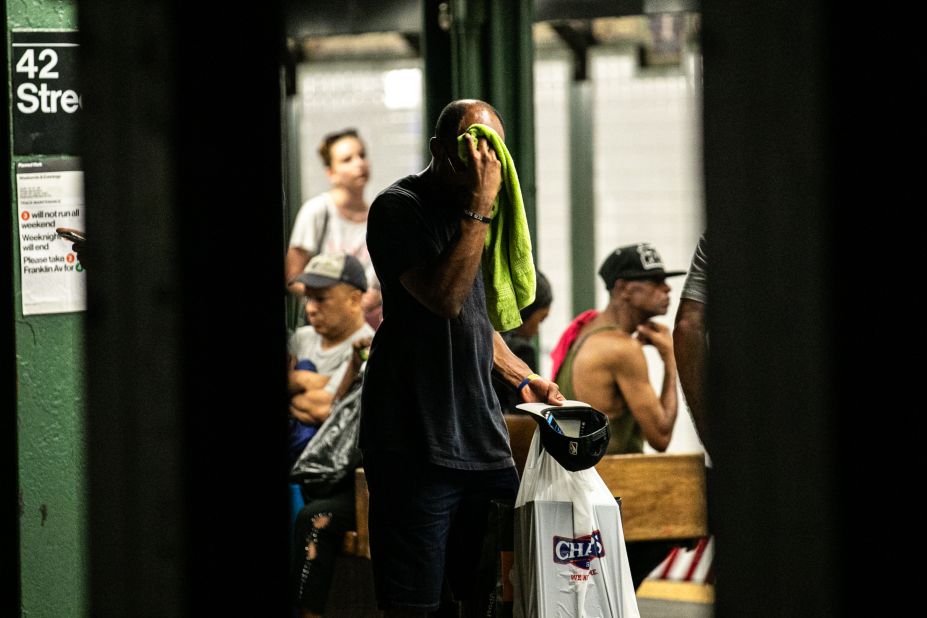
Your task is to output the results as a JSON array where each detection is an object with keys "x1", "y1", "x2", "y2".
[{"x1": 362, "y1": 451, "x2": 519, "y2": 611}]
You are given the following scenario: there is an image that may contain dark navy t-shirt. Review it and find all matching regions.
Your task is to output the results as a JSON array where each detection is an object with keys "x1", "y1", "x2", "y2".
[{"x1": 359, "y1": 173, "x2": 513, "y2": 470}]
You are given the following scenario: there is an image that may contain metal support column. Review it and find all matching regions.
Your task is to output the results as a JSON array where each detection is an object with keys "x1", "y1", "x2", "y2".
[
  {"x1": 552, "y1": 21, "x2": 596, "y2": 314},
  {"x1": 449, "y1": 0, "x2": 487, "y2": 99},
  {"x1": 422, "y1": 0, "x2": 454, "y2": 152},
  {"x1": 487, "y1": 0, "x2": 537, "y2": 252},
  {"x1": 568, "y1": 82, "x2": 596, "y2": 313}
]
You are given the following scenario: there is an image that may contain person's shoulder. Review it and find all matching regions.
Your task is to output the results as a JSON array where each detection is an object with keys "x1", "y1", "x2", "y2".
[
  {"x1": 371, "y1": 175, "x2": 423, "y2": 209},
  {"x1": 693, "y1": 233, "x2": 708, "y2": 262},
  {"x1": 291, "y1": 193, "x2": 331, "y2": 231},
  {"x1": 583, "y1": 327, "x2": 642, "y2": 364},
  {"x1": 581, "y1": 335, "x2": 648, "y2": 383},
  {"x1": 369, "y1": 175, "x2": 428, "y2": 237},
  {"x1": 298, "y1": 192, "x2": 331, "y2": 213}
]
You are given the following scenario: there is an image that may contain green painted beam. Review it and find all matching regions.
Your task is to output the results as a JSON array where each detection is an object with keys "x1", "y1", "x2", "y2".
[
  {"x1": 422, "y1": 0, "x2": 453, "y2": 155},
  {"x1": 6, "y1": 2, "x2": 87, "y2": 617},
  {"x1": 449, "y1": 0, "x2": 486, "y2": 99},
  {"x1": 569, "y1": 80, "x2": 596, "y2": 314},
  {"x1": 487, "y1": 0, "x2": 537, "y2": 249}
]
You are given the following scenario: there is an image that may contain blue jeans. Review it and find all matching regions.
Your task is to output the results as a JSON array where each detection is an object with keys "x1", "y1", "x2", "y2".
[{"x1": 362, "y1": 451, "x2": 519, "y2": 611}]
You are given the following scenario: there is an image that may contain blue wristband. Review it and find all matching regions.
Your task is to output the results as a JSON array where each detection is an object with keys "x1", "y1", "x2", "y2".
[{"x1": 517, "y1": 373, "x2": 541, "y2": 392}]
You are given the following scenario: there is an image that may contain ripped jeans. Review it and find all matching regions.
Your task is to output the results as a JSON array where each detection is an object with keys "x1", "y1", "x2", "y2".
[{"x1": 291, "y1": 483, "x2": 355, "y2": 615}]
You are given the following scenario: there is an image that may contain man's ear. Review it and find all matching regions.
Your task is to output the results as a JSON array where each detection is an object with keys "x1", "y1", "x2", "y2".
[
  {"x1": 428, "y1": 136, "x2": 440, "y2": 159},
  {"x1": 324, "y1": 165, "x2": 334, "y2": 181},
  {"x1": 612, "y1": 280, "x2": 628, "y2": 299}
]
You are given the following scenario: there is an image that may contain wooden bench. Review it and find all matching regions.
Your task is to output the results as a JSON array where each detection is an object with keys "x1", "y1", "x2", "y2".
[
  {"x1": 594, "y1": 452, "x2": 707, "y2": 542},
  {"x1": 346, "y1": 467, "x2": 371, "y2": 558}
]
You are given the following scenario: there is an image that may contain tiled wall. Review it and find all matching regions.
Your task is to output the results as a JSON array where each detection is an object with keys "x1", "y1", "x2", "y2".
[
  {"x1": 297, "y1": 60, "x2": 425, "y2": 207},
  {"x1": 534, "y1": 46, "x2": 706, "y2": 454},
  {"x1": 533, "y1": 51, "x2": 574, "y2": 379},
  {"x1": 297, "y1": 46, "x2": 707, "y2": 454}
]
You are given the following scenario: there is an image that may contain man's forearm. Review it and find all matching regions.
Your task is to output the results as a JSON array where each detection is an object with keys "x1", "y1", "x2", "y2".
[
  {"x1": 401, "y1": 219, "x2": 488, "y2": 318},
  {"x1": 288, "y1": 370, "x2": 330, "y2": 395},
  {"x1": 675, "y1": 329, "x2": 708, "y2": 444},
  {"x1": 400, "y1": 135, "x2": 500, "y2": 318},
  {"x1": 285, "y1": 247, "x2": 311, "y2": 286},
  {"x1": 674, "y1": 300, "x2": 709, "y2": 446},
  {"x1": 290, "y1": 390, "x2": 334, "y2": 423},
  {"x1": 492, "y1": 331, "x2": 533, "y2": 388},
  {"x1": 332, "y1": 356, "x2": 362, "y2": 401},
  {"x1": 494, "y1": 331, "x2": 564, "y2": 405},
  {"x1": 289, "y1": 406, "x2": 317, "y2": 425},
  {"x1": 660, "y1": 355, "x2": 679, "y2": 427}
]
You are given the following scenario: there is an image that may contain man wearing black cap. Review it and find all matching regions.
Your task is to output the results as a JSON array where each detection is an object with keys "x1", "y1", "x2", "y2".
[
  {"x1": 553, "y1": 242, "x2": 685, "y2": 455},
  {"x1": 552, "y1": 242, "x2": 685, "y2": 589}
]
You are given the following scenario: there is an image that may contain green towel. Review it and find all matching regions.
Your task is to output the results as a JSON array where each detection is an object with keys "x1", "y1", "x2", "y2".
[{"x1": 457, "y1": 124, "x2": 536, "y2": 331}]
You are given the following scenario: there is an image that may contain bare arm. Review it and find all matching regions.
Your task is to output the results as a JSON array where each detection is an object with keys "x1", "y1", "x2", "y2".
[
  {"x1": 287, "y1": 368, "x2": 330, "y2": 395},
  {"x1": 289, "y1": 390, "x2": 334, "y2": 424},
  {"x1": 613, "y1": 324, "x2": 678, "y2": 452},
  {"x1": 400, "y1": 135, "x2": 501, "y2": 318},
  {"x1": 332, "y1": 337, "x2": 372, "y2": 401},
  {"x1": 493, "y1": 332, "x2": 564, "y2": 405},
  {"x1": 286, "y1": 352, "x2": 334, "y2": 421},
  {"x1": 674, "y1": 298, "x2": 709, "y2": 448},
  {"x1": 285, "y1": 246, "x2": 312, "y2": 293}
]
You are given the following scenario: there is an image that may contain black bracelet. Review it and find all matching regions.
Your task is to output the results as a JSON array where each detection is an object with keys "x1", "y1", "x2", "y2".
[{"x1": 462, "y1": 209, "x2": 492, "y2": 224}]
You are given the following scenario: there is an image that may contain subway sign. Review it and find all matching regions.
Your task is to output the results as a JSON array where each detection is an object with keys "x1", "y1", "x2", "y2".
[{"x1": 11, "y1": 30, "x2": 81, "y2": 155}]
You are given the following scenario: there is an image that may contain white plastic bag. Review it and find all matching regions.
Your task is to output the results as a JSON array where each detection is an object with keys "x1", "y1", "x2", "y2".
[{"x1": 513, "y1": 429, "x2": 640, "y2": 618}]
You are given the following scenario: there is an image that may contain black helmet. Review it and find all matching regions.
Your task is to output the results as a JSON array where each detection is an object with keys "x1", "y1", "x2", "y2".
[{"x1": 517, "y1": 402, "x2": 610, "y2": 471}]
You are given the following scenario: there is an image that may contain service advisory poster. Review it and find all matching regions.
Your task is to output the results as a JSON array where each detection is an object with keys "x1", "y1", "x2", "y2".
[{"x1": 16, "y1": 158, "x2": 86, "y2": 315}]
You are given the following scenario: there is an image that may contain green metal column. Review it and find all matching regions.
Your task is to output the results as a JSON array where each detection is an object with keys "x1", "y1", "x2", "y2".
[
  {"x1": 487, "y1": 0, "x2": 537, "y2": 248},
  {"x1": 422, "y1": 0, "x2": 454, "y2": 152},
  {"x1": 283, "y1": 48, "x2": 303, "y2": 331},
  {"x1": 1, "y1": 3, "x2": 20, "y2": 613},
  {"x1": 551, "y1": 21, "x2": 597, "y2": 315},
  {"x1": 5, "y1": 1, "x2": 87, "y2": 616},
  {"x1": 569, "y1": 81, "x2": 596, "y2": 313},
  {"x1": 282, "y1": 44, "x2": 303, "y2": 235},
  {"x1": 449, "y1": 0, "x2": 486, "y2": 99}
]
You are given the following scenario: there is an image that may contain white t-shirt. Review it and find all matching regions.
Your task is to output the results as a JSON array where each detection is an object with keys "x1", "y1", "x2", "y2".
[
  {"x1": 287, "y1": 322, "x2": 376, "y2": 394},
  {"x1": 289, "y1": 192, "x2": 377, "y2": 289}
]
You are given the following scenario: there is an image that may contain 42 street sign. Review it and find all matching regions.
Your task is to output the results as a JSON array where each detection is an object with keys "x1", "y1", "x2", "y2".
[{"x1": 11, "y1": 30, "x2": 81, "y2": 155}]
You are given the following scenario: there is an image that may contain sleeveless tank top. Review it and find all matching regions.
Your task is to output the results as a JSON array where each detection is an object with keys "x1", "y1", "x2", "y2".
[{"x1": 554, "y1": 325, "x2": 644, "y2": 454}]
